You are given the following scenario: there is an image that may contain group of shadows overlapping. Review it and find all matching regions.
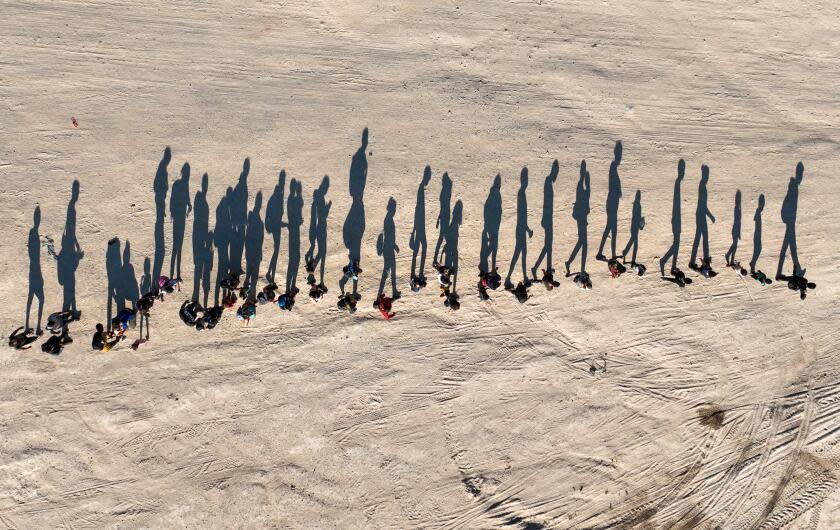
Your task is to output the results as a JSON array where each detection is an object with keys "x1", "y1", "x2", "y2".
[{"x1": 11, "y1": 131, "x2": 816, "y2": 355}]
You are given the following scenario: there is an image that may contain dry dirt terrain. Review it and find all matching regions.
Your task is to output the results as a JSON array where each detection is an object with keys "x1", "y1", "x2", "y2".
[{"x1": 1, "y1": 0, "x2": 839, "y2": 528}]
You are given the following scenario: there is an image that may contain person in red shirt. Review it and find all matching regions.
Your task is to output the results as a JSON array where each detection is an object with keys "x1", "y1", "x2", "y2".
[
  {"x1": 608, "y1": 258, "x2": 626, "y2": 278},
  {"x1": 375, "y1": 293, "x2": 395, "y2": 320}
]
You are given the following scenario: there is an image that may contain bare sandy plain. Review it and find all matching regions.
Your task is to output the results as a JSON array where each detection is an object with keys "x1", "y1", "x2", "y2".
[{"x1": 1, "y1": 0, "x2": 839, "y2": 528}]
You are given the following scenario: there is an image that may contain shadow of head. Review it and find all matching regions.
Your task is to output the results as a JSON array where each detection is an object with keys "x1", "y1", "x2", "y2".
[
  {"x1": 678, "y1": 159, "x2": 685, "y2": 179},
  {"x1": 520, "y1": 167, "x2": 528, "y2": 187},
  {"x1": 614, "y1": 141, "x2": 622, "y2": 164},
  {"x1": 701, "y1": 164, "x2": 709, "y2": 181},
  {"x1": 452, "y1": 200, "x2": 463, "y2": 225},
  {"x1": 795, "y1": 161, "x2": 804, "y2": 183}
]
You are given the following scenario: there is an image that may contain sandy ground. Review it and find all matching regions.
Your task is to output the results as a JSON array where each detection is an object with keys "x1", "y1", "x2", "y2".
[{"x1": 2, "y1": 0, "x2": 840, "y2": 528}]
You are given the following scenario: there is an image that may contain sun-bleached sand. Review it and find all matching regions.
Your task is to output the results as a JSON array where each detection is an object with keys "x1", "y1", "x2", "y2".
[{"x1": 1, "y1": 1, "x2": 839, "y2": 528}]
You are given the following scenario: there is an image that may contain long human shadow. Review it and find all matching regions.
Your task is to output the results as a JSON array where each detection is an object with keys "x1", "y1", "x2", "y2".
[
  {"x1": 597, "y1": 141, "x2": 623, "y2": 260},
  {"x1": 169, "y1": 162, "x2": 192, "y2": 279},
  {"x1": 26, "y1": 206, "x2": 45, "y2": 333},
  {"x1": 265, "y1": 170, "x2": 287, "y2": 283},
  {"x1": 214, "y1": 186, "x2": 234, "y2": 304},
  {"x1": 57, "y1": 179, "x2": 83, "y2": 316},
  {"x1": 105, "y1": 240, "x2": 120, "y2": 329},
  {"x1": 433, "y1": 171, "x2": 453, "y2": 265},
  {"x1": 140, "y1": 257, "x2": 152, "y2": 296},
  {"x1": 286, "y1": 179, "x2": 304, "y2": 295},
  {"x1": 480, "y1": 174, "x2": 502, "y2": 274},
  {"x1": 152, "y1": 147, "x2": 171, "y2": 292},
  {"x1": 306, "y1": 175, "x2": 331, "y2": 285},
  {"x1": 105, "y1": 238, "x2": 127, "y2": 330},
  {"x1": 244, "y1": 191, "x2": 264, "y2": 301},
  {"x1": 659, "y1": 159, "x2": 685, "y2": 274},
  {"x1": 229, "y1": 158, "x2": 250, "y2": 277},
  {"x1": 377, "y1": 197, "x2": 399, "y2": 297},
  {"x1": 442, "y1": 200, "x2": 464, "y2": 291},
  {"x1": 689, "y1": 164, "x2": 715, "y2": 267},
  {"x1": 409, "y1": 165, "x2": 431, "y2": 281},
  {"x1": 192, "y1": 173, "x2": 214, "y2": 306},
  {"x1": 724, "y1": 190, "x2": 742, "y2": 266},
  {"x1": 506, "y1": 167, "x2": 533, "y2": 286},
  {"x1": 532, "y1": 160, "x2": 559, "y2": 278},
  {"x1": 749, "y1": 194, "x2": 765, "y2": 273},
  {"x1": 122, "y1": 241, "x2": 140, "y2": 309},
  {"x1": 621, "y1": 190, "x2": 644, "y2": 265},
  {"x1": 341, "y1": 128, "x2": 368, "y2": 295},
  {"x1": 777, "y1": 162, "x2": 805, "y2": 278},
  {"x1": 564, "y1": 161, "x2": 591, "y2": 275}
]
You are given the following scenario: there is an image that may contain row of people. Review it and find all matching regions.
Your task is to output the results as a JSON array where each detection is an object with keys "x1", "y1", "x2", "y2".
[{"x1": 9, "y1": 248, "x2": 817, "y2": 354}]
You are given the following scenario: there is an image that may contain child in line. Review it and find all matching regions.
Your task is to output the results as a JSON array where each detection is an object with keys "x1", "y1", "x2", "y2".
[
  {"x1": 477, "y1": 267, "x2": 502, "y2": 301},
  {"x1": 607, "y1": 259, "x2": 626, "y2": 279},
  {"x1": 158, "y1": 275, "x2": 182, "y2": 294},
  {"x1": 92, "y1": 323, "x2": 122, "y2": 352},
  {"x1": 409, "y1": 275, "x2": 427, "y2": 293},
  {"x1": 236, "y1": 301, "x2": 257, "y2": 326},
  {"x1": 202, "y1": 306, "x2": 224, "y2": 329},
  {"x1": 309, "y1": 283, "x2": 328, "y2": 302},
  {"x1": 539, "y1": 269, "x2": 560, "y2": 290},
  {"x1": 375, "y1": 293, "x2": 396, "y2": 320},
  {"x1": 257, "y1": 284, "x2": 278, "y2": 305},
  {"x1": 782, "y1": 274, "x2": 816, "y2": 300},
  {"x1": 111, "y1": 308, "x2": 136, "y2": 337},
  {"x1": 45, "y1": 310, "x2": 74, "y2": 335},
  {"x1": 433, "y1": 261, "x2": 451, "y2": 290},
  {"x1": 277, "y1": 292, "x2": 296, "y2": 312},
  {"x1": 573, "y1": 271, "x2": 592, "y2": 290},
  {"x1": 9, "y1": 327, "x2": 39, "y2": 350},
  {"x1": 662, "y1": 268, "x2": 692, "y2": 288},
  {"x1": 510, "y1": 282, "x2": 531, "y2": 303},
  {"x1": 443, "y1": 288, "x2": 460, "y2": 311},
  {"x1": 179, "y1": 301, "x2": 203, "y2": 326},
  {"x1": 41, "y1": 328, "x2": 72, "y2": 355},
  {"x1": 337, "y1": 292, "x2": 360, "y2": 313}
]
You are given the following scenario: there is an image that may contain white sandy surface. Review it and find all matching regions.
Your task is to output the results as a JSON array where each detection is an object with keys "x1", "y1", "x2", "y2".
[{"x1": 1, "y1": 1, "x2": 839, "y2": 528}]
